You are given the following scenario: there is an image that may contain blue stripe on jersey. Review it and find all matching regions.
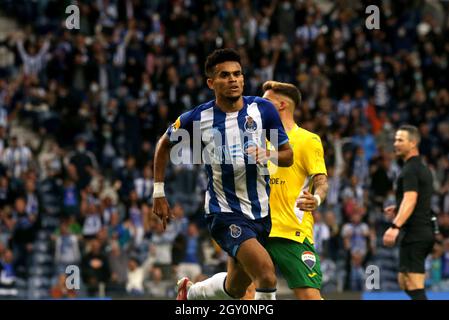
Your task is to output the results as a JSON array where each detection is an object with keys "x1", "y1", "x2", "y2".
[
  {"x1": 213, "y1": 106, "x2": 242, "y2": 214},
  {"x1": 205, "y1": 164, "x2": 221, "y2": 213},
  {"x1": 237, "y1": 106, "x2": 262, "y2": 219},
  {"x1": 264, "y1": 173, "x2": 270, "y2": 216}
]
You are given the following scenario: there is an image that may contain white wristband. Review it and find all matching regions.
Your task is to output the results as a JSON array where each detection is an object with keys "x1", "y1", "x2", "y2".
[
  {"x1": 313, "y1": 194, "x2": 322, "y2": 207},
  {"x1": 153, "y1": 182, "x2": 165, "y2": 198}
]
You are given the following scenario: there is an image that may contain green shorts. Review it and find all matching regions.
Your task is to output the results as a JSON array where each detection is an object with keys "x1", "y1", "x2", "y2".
[{"x1": 266, "y1": 237, "x2": 322, "y2": 289}]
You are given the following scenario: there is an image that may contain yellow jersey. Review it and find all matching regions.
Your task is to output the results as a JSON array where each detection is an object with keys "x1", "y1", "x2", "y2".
[{"x1": 268, "y1": 125, "x2": 327, "y2": 244}]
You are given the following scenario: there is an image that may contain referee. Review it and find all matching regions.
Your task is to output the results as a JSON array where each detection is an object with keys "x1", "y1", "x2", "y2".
[{"x1": 383, "y1": 125, "x2": 434, "y2": 300}]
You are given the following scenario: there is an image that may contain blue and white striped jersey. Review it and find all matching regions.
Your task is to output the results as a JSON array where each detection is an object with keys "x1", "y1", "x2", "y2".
[{"x1": 166, "y1": 96, "x2": 289, "y2": 220}]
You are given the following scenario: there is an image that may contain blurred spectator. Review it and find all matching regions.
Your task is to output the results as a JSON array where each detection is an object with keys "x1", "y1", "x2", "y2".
[
  {"x1": 342, "y1": 212, "x2": 370, "y2": 258},
  {"x1": 125, "y1": 257, "x2": 144, "y2": 296},
  {"x1": 10, "y1": 197, "x2": 36, "y2": 277},
  {"x1": 65, "y1": 136, "x2": 98, "y2": 190},
  {"x1": 146, "y1": 266, "x2": 166, "y2": 298},
  {"x1": 348, "y1": 250, "x2": 365, "y2": 292},
  {"x1": 0, "y1": 248, "x2": 16, "y2": 297},
  {"x1": 313, "y1": 211, "x2": 330, "y2": 256},
  {"x1": 133, "y1": 164, "x2": 153, "y2": 203},
  {"x1": 81, "y1": 239, "x2": 110, "y2": 296},
  {"x1": 427, "y1": 242, "x2": 443, "y2": 288},
  {"x1": 126, "y1": 257, "x2": 155, "y2": 296},
  {"x1": 54, "y1": 220, "x2": 81, "y2": 274},
  {"x1": 173, "y1": 222, "x2": 204, "y2": 281},
  {"x1": 2, "y1": 136, "x2": 32, "y2": 179},
  {"x1": 107, "y1": 241, "x2": 128, "y2": 294},
  {"x1": 323, "y1": 210, "x2": 342, "y2": 262},
  {"x1": 50, "y1": 273, "x2": 77, "y2": 299},
  {"x1": 126, "y1": 190, "x2": 144, "y2": 246},
  {"x1": 80, "y1": 194, "x2": 102, "y2": 240},
  {"x1": 320, "y1": 252, "x2": 338, "y2": 294}
]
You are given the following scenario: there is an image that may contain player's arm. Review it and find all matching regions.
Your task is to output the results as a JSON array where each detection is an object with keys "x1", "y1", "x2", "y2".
[
  {"x1": 297, "y1": 174, "x2": 328, "y2": 211},
  {"x1": 313, "y1": 174, "x2": 328, "y2": 205},
  {"x1": 297, "y1": 135, "x2": 328, "y2": 211},
  {"x1": 246, "y1": 142, "x2": 293, "y2": 167},
  {"x1": 268, "y1": 142, "x2": 293, "y2": 167},
  {"x1": 152, "y1": 133, "x2": 172, "y2": 230},
  {"x1": 252, "y1": 98, "x2": 293, "y2": 166}
]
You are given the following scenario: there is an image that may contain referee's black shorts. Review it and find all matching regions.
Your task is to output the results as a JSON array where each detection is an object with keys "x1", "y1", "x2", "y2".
[{"x1": 399, "y1": 239, "x2": 434, "y2": 273}]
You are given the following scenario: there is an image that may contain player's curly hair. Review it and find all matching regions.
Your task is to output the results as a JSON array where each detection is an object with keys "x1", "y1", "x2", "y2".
[
  {"x1": 205, "y1": 48, "x2": 241, "y2": 78},
  {"x1": 262, "y1": 81, "x2": 302, "y2": 109}
]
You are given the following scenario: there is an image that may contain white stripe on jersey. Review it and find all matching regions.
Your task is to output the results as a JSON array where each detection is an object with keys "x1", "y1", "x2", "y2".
[
  {"x1": 204, "y1": 190, "x2": 211, "y2": 214},
  {"x1": 294, "y1": 176, "x2": 311, "y2": 224},
  {"x1": 247, "y1": 103, "x2": 269, "y2": 218},
  {"x1": 225, "y1": 111, "x2": 252, "y2": 218},
  {"x1": 201, "y1": 107, "x2": 232, "y2": 213}
]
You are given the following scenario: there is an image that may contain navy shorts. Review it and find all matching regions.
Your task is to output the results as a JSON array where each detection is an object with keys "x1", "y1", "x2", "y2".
[{"x1": 206, "y1": 212, "x2": 271, "y2": 258}]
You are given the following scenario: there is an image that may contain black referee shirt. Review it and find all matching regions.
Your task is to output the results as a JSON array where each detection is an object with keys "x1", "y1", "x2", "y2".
[{"x1": 396, "y1": 156, "x2": 434, "y2": 241}]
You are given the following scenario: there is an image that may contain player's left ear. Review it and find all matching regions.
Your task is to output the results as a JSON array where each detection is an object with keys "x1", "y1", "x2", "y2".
[{"x1": 279, "y1": 101, "x2": 287, "y2": 111}]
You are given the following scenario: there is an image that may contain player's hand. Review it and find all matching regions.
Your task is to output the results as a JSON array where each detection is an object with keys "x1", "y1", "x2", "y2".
[
  {"x1": 246, "y1": 146, "x2": 269, "y2": 164},
  {"x1": 383, "y1": 205, "x2": 397, "y2": 220},
  {"x1": 383, "y1": 227, "x2": 399, "y2": 247},
  {"x1": 297, "y1": 191, "x2": 318, "y2": 211},
  {"x1": 152, "y1": 197, "x2": 172, "y2": 230}
]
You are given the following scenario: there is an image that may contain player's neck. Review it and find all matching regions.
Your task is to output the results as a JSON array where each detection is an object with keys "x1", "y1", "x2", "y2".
[
  {"x1": 215, "y1": 96, "x2": 243, "y2": 113},
  {"x1": 281, "y1": 115, "x2": 296, "y2": 132},
  {"x1": 404, "y1": 150, "x2": 419, "y2": 161}
]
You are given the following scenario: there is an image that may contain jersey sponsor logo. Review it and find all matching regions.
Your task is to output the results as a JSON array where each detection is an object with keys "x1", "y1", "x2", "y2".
[
  {"x1": 229, "y1": 224, "x2": 242, "y2": 238},
  {"x1": 301, "y1": 251, "x2": 316, "y2": 269},
  {"x1": 244, "y1": 116, "x2": 257, "y2": 133}
]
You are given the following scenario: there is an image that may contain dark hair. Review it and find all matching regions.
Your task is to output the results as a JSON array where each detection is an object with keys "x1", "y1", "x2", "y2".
[
  {"x1": 204, "y1": 48, "x2": 241, "y2": 78},
  {"x1": 398, "y1": 124, "x2": 421, "y2": 143},
  {"x1": 262, "y1": 81, "x2": 302, "y2": 109}
]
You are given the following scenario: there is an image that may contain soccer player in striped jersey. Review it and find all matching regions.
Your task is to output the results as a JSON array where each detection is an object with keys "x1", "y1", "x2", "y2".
[
  {"x1": 151, "y1": 49, "x2": 293, "y2": 300},
  {"x1": 262, "y1": 81, "x2": 329, "y2": 300}
]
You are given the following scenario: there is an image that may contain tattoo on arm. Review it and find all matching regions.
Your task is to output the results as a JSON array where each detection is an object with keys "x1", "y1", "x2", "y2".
[{"x1": 312, "y1": 174, "x2": 328, "y2": 201}]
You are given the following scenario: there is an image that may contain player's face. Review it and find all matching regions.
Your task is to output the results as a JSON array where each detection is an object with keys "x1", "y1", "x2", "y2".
[
  {"x1": 394, "y1": 130, "x2": 415, "y2": 159},
  {"x1": 262, "y1": 90, "x2": 281, "y2": 111},
  {"x1": 207, "y1": 61, "x2": 244, "y2": 101}
]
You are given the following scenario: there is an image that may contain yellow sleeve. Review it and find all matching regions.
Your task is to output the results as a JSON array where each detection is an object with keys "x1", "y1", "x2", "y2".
[{"x1": 301, "y1": 135, "x2": 327, "y2": 176}]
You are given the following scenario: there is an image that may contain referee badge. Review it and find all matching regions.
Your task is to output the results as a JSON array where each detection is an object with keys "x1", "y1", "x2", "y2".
[
  {"x1": 301, "y1": 251, "x2": 316, "y2": 269},
  {"x1": 229, "y1": 224, "x2": 242, "y2": 238}
]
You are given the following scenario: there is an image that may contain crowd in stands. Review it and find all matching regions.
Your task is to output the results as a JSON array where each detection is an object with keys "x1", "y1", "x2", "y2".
[{"x1": 1, "y1": 0, "x2": 449, "y2": 298}]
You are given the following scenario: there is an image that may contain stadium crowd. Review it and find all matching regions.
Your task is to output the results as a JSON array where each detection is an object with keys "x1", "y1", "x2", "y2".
[{"x1": 0, "y1": 0, "x2": 449, "y2": 298}]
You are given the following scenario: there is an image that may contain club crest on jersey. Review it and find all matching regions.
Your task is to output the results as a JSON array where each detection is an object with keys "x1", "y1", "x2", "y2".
[
  {"x1": 301, "y1": 251, "x2": 316, "y2": 269},
  {"x1": 244, "y1": 116, "x2": 257, "y2": 133},
  {"x1": 229, "y1": 224, "x2": 242, "y2": 238}
]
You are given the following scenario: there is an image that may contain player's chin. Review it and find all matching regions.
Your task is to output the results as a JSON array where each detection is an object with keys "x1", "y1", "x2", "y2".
[{"x1": 225, "y1": 93, "x2": 242, "y2": 102}]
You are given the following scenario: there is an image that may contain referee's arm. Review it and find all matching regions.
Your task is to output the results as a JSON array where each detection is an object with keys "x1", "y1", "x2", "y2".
[
  {"x1": 393, "y1": 191, "x2": 418, "y2": 228},
  {"x1": 383, "y1": 191, "x2": 417, "y2": 247}
]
